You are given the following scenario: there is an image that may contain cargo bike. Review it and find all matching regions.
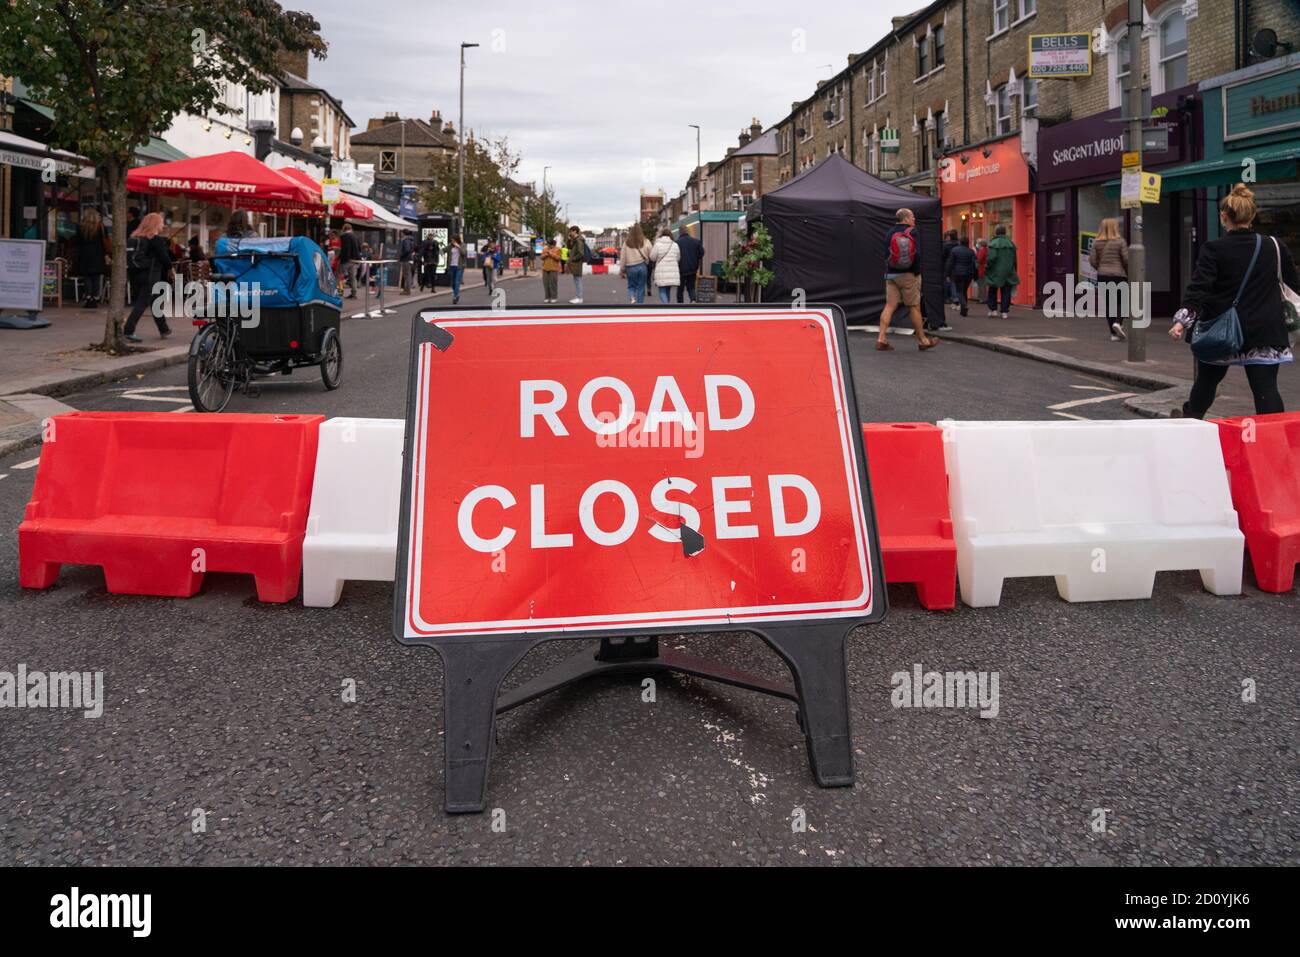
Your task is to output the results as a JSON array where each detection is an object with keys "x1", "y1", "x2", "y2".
[{"x1": 187, "y1": 236, "x2": 343, "y2": 413}]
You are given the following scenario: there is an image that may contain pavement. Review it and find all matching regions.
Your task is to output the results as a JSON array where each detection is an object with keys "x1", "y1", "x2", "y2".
[
  {"x1": 0, "y1": 271, "x2": 1294, "y2": 866},
  {"x1": 924, "y1": 301, "x2": 1300, "y2": 419}
]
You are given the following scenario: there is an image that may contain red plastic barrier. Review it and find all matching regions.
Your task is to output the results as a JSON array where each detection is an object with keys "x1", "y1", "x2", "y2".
[
  {"x1": 1215, "y1": 412, "x2": 1300, "y2": 592},
  {"x1": 861, "y1": 423, "x2": 956, "y2": 610},
  {"x1": 19, "y1": 412, "x2": 324, "y2": 602}
]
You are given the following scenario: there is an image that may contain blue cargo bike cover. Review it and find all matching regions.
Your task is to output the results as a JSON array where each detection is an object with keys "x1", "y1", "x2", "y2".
[{"x1": 213, "y1": 236, "x2": 342, "y2": 311}]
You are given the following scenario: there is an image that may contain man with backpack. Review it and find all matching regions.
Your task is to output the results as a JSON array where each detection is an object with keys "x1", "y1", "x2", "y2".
[{"x1": 878, "y1": 208, "x2": 939, "y2": 352}]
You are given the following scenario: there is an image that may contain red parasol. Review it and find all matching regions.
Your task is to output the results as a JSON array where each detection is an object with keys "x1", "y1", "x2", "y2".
[
  {"x1": 125, "y1": 151, "x2": 320, "y2": 212},
  {"x1": 273, "y1": 167, "x2": 373, "y2": 220}
]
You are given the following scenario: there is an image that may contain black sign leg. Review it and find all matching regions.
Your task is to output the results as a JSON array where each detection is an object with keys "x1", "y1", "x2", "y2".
[
  {"x1": 757, "y1": 623, "x2": 856, "y2": 787},
  {"x1": 434, "y1": 639, "x2": 539, "y2": 814}
]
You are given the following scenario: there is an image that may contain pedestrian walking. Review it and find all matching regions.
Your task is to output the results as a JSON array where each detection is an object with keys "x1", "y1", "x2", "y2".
[
  {"x1": 1088, "y1": 218, "x2": 1130, "y2": 341},
  {"x1": 877, "y1": 208, "x2": 939, "y2": 352},
  {"x1": 974, "y1": 238, "x2": 988, "y2": 302},
  {"x1": 675, "y1": 228, "x2": 705, "y2": 303},
  {"x1": 187, "y1": 236, "x2": 206, "y2": 263},
  {"x1": 566, "y1": 226, "x2": 587, "y2": 303},
  {"x1": 74, "y1": 209, "x2": 111, "y2": 309},
  {"x1": 983, "y1": 225, "x2": 1018, "y2": 318},
  {"x1": 481, "y1": 243, "x2": 497, "y2": 294},
  {"x1": 421, "y1": 234, "x2": 440, "y2": 291},
  {"x1": 942, "y1": 230, "x2": 960, "y2": 309},
  {"x1": 448, "y1": 235, "x2": 465, "y2": 304},
  {"x1": 541, "y1": 237, "x2": 562, "y2": 303},
  {"x1": 398, "y1": 230, "x2": 416, "y2": 295},
  {"x1": 1170, "y1": 183, "x2": 1296, "y2": 418},
  {"x1": 122, "y1": 212, "x2": 172, "y2": 342},
  {"x1": 945, "y1": 235, "x2": 978, "y2": 318},
  {"x1": 338, "y1": 223, "x2": 361, "y2": 298},
  {"x1": 621, "y1": 223, "x2": 652, "y2": 304},
  {"x1": 649, "y1": 228, "x2": 681, "y2": 304}
]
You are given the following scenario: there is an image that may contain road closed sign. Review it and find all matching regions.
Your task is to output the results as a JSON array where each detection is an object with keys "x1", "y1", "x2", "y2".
[{"x1": 394, "y1": 306, "x2": 883, "y2": 641}]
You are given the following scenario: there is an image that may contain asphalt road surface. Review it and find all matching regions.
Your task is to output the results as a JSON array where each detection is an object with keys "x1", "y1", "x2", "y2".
[{"x1": 0, "y1": 273, "x2": 1294, "y2": 865}]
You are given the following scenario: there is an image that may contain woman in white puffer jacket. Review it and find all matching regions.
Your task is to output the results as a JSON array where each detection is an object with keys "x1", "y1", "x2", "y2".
[{"x1": 649, "y1": 229, "x2": 681, "y2": 303}]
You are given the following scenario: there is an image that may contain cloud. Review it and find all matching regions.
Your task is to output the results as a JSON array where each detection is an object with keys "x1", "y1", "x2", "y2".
[{"x1": 307, "y1": 1, "x2": 897, "y2": 227}]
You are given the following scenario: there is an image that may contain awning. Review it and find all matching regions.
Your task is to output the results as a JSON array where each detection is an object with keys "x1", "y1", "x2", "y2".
[
  {"x1": 275, "y1": 167, "x2": 373, "y2": 219},
  {"x1": 344, "y1": 192, "x2": 416, "y2": 229},
  {"x1": 136, "y1": 137, "x2": 188, "y2": 165},
  {"x1": 0, "y1": 130, "x2": 95, "y2": 178},
  {"x1": 125, "y1": 150, "x2": 319, "y2": 210},
  {"x1": 1103, "y1": 144, "x2": 1300, "y2": 196}
]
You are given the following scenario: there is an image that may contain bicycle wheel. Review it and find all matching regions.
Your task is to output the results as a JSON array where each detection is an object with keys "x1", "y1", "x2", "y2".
[
  {"x1": 187, "y1": 323, "x2": 236, "y2": 412},
  {"x1": 320, "y1": 328, "x2": 343, "y2": 390}
]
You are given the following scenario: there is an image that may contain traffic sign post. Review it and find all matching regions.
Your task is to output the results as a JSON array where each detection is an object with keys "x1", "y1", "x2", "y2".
[{"x1": 395, "y1": 305, "x2": 886, "y2": 812}]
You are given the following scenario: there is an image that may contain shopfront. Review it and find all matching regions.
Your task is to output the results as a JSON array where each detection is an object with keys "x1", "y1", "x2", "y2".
[
  {"x1": 937, "y1": 134, "x2": 1035, "y2": 306},
  {"x1": 1036, "y1": 85, "x2": 1202, "y2": 317},
  {"x1": 1181, "y1": 53, "x2": 1300, "y2": 253}
]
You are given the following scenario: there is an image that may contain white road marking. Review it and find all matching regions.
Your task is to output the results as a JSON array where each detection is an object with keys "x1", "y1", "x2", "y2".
[
  {"x1": 1052, "y1": 412, "x2": 1089, "y2": 420},
  {"x1": 0, "y1": 474, "x2": 8, "y2": 481},
  {"x1": 1068, "y1": 384, "x2": 1117, "y2": 392},
  {"x1": 1048, "y1": 392, "x2": 1136, "y2": 411},
  {"x1": 118, "y1": 394, "x2": 196, "y2": 403},
  {"x1": 13, "y1": 457, "x2": 41, "y2": 470},
  {"x1": 170, "y1": 405, "x2": 193, "y2": 413},
  {"x1": 113, "y1": 385, "x2": 189, "y2": 394}
]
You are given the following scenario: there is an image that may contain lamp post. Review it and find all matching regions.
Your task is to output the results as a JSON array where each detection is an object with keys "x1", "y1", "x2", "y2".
[
  {"x1": 1124, "y1": 0, "x2": 1146, "y2": 362},
  {"x1": 688, "y1": 124, "x2": 701, "y2": 208},
  {"x1": 458, "y1": 41, "x2": 479, "y2": 240},
  {"x1": 543, "y1": 165, "x2": 551, "y2": 239}
]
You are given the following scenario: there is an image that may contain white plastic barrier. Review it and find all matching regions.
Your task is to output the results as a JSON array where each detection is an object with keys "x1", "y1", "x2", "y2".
[
  {"x1": 302, "y1": 417, "x2": 405, "y2": 607},
  {"x1": 938, "y1": 419, "x2": 1244, "y2": 606}
]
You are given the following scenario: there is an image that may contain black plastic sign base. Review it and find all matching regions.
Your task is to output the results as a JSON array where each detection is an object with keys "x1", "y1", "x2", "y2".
[{"x1": 394, "y1": 303, "x2": 886, "y2": 813}]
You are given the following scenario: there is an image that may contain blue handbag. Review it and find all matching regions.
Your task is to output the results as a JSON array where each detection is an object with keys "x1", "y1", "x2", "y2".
[{"x1": 1190, "y1": 234, "x2": 1260, "y2": 362}]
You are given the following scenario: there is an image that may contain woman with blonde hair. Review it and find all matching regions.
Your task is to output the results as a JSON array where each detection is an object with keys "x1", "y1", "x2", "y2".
[
  {"x1": 122, "y1": 212, "x2": 173, "y2": 342},
  {"x1": 649, "y1": 227, "x2": 681, "y2": 304},
  {"x1": 1170, "y1": 184, "x2": 1297, "y2": 417},
  {"x1": 621, "y1": 223, "x2": 653, "y2": 304},
  {"x1": 75, "y1": 209, "x2": 111, "y2": 309},
  {"x1": 1089, "y1": 217, "x2": 1129, "y2": 341}
]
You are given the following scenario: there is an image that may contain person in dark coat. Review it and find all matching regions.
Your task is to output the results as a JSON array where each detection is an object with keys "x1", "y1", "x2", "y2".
[
  {"x1": 945, "y1": 236, "x2": 978, "y2": 318},
  {"x1": 420, "y1": 235, "x2": 440, "y2": 291},
  {"x1": 338, "y1": 224, "x2": 362, "y2": 298},
  {"x1": 122, "y1": 212, "x2": 173, "y2": 341},
  {"x1": 675, "y1": 229, "x2": 706, "y2": 303},
  {"x1": 941, "y1": 230, "x2": 959, "y2": 310},
  {"x1": 1171, "y1": 183, "x2": 1297, "y2": 418},
  {"x1": 75, "y1": 209, "x2": 111, "y2": 308}
]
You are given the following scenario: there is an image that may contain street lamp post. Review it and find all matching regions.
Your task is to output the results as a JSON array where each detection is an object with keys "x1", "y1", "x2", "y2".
[
  {"x1": 458, "y1": 41, "x2": 479, "y2": 240},
  {"x1": 688, "y1": 124, "x2": 701, "y2": 208},
  {"x1": 543, "y1": 165, "x2": 551, "y2": 240},
  {"x1": 1124, "y1": 0, "x2": 1146, "y2": 362}
]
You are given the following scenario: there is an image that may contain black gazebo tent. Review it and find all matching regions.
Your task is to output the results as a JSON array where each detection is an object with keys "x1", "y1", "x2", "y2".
[{"x1": 750, "y1": 154, "x2": 943, "y2": 329}]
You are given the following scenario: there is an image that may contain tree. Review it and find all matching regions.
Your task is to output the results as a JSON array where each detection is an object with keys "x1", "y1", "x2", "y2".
[
  {"x1": 421, "y1": 133, "x2": 521, "y2": 238},
  {"x1": 0, "y1": 1, "x2": 324, "y2": 352},
  {"x1": 523, "y1": 183, "x2": 560, "y2": 241}
]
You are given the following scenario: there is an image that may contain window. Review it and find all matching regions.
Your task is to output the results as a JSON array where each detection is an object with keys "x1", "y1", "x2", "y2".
[
  {"x1": 934, "y1": 26, "x2": 945, "y2": 67},
  {"x1": 741, "y1": 163, "x2": 754, "y2": 184},
  {"x1": 379, "y1": 150, "x2": 396, "y2": 173},
  {"x1": 1018, "y1": 0, "x2": 1036, "y2": 18},
  {"x1": 995, "y1": 84, "x2": 1012, "y2": 135},
  {"x1": 917, "y1": 36, "x2": 929, "y2": 78},
  {"x1": 1116, "y1": 30, "x2": 1132, "y2": 85},
  {"x1": 934, "y1": 109, "x2": 946, "y2": 147},
  {"x1": 1160, "y1": 12, "x2": 1188, "y2": 90},
  {"x1": 881, "y1": 57, "x2": 888, "y2": 95},
  {"x1": 993, "y1": 0, "x2": 1009, "y2": 33},
  {"x1": 1021, "y1": 76, "x2": 1038, "y2": 117},
  {"x1": 867, "y1": 64, "x2": 876, "y2": 102},
  {"x1": 917, "y1": 129, "x2": 930, "y2": 170}
]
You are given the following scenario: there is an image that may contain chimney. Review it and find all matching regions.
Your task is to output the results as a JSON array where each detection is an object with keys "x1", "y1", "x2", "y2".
[
  {"x1": 277, "y1": 49, "x2": 310, "y2": 80},
  {"x1": 750, "y1": 118, "x2": 762, "y2": 141},
  {"x1": 816, "y1": 79, "x2": 826, "y2": 89},
  {"x1": 431, "y1": 108, "x2": 442, "y2": 125},
  {"x1": 791, "y1": 102, "x2": 801, "y2": 113},
  {"x1": 443, "y1": 121, "x2": 456, "y2": 136},
  {"x1": 738, "y1": 128, "x2": 751, "y2": 147},
  {"x1": 366, "y1": 116, "x2": 390, "y2": 132}
]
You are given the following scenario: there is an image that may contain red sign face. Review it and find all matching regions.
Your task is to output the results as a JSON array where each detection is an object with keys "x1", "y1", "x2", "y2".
[{"x1": 398, "y1": 307, "x2": 878, "y2": 639}]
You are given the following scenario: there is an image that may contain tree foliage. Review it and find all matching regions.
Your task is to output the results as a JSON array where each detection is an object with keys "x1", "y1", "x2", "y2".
[
  {"x1": 421, "y1": 133, "x2": 537, "y2": 238},
  {"x1": 0, "y1": 0, "x2": 324, "y2": 351}
]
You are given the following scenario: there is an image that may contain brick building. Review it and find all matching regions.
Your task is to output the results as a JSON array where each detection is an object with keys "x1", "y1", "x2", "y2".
[{"x1": 350, "y1": 110, "x2": 456, "y2": 214}]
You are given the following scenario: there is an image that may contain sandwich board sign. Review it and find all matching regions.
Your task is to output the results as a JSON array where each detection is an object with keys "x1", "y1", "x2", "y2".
[{"x1": 396, "y1": 304, "x2": 886, "y2": 812}]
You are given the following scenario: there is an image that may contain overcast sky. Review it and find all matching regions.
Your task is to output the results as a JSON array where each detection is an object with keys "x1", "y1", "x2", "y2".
[{"x1": 308, "y1": 1, "x2": 902, "y2": 229}]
